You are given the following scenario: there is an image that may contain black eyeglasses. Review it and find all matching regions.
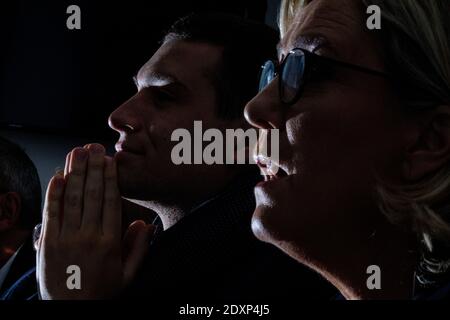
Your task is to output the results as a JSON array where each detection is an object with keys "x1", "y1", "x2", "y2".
[{"x1": 259, "y1": 48, "x2": 390, "y2": 106}]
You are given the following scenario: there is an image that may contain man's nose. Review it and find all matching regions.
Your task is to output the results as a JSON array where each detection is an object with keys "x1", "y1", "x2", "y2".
[
  {"x1": 108, "y1": 97, "x2": 141, "y2": 134},
  {"x1": 244, "y1": 79, "x2": 284, "y2": 130}
]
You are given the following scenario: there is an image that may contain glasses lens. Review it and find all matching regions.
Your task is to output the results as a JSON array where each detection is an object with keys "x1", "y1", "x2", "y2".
[
  {"x1": 281, "y1": 50, "x2": 306, "y2": 104},
  {"x1": 259, "y1": 60, "x2": 276, "y2": 92}
]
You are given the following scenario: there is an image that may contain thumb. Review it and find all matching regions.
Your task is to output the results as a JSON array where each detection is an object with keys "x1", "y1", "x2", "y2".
[{"x1": 123, "y1": 220, "x2": 155, "y2": 286}]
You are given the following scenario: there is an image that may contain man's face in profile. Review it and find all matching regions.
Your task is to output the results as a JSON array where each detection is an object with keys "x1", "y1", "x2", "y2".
[{"x1": 108, "y1": 39, "x2": 240, "y2": 204}]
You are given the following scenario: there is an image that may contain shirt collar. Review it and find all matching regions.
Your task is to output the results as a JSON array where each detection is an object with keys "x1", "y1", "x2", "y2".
[{"x1": 0, "y1": 246, "x2": 22, "y2": 290}]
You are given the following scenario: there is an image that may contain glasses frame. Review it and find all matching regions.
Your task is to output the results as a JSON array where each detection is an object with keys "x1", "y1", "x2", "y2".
[{"x1": 260, "y1": 47, "x2": 390, "y2": 106}]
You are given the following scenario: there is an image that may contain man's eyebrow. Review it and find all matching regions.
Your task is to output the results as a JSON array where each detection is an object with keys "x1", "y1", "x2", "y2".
[{"x1": 133, "y1": 72, "x2": 187, "y2": 91}]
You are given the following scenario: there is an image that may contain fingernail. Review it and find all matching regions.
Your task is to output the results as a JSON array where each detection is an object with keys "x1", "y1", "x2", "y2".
[
  {"x1": 90, "y1": 144, "x2": 105, "y2": 154},
  {"x1": 53, "y1": 175, "x2": 65, "y2": 190},
  {"x1": 74, "y1": 148, "x2": 88, "y2": 161}
]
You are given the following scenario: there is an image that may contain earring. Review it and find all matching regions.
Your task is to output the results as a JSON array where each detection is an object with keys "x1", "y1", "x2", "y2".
[{"x1": 415, "y1": 232, "x2": 450, "y2": 289}]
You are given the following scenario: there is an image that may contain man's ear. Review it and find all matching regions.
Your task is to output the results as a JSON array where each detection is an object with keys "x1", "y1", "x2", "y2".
[
  {"x1": 0, "y1": 192, "x2": 22, "y2": 231},
  {"x1": 403, "y1": 105, "x2": 450, "y2": 181}
]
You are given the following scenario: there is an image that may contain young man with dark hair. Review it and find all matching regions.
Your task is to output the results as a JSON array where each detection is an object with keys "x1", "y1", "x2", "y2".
[
  {"x1": 0, "y1": 136, "x2": 41, "y2": 299},
  {"x1": 34, "y1": 13, "x2": 334, "y2": 301}
]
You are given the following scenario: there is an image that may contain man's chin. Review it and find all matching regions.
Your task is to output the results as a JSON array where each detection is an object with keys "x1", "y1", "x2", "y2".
[
  {"x1": 116, "y1": 170, "x2": 143, "y2": 198},
  {"x1": 117, "y1": 180, "x2": 148, "y2": 200},
  {"x1": 116, "y1": 157, "x2": 144, "y2": 193},
  {"x1": 114, "y1": 150, "x2": 143, "y2": 161},
  {"x1": 116, "y1": 174, "x2": 164, "y2": 202}
]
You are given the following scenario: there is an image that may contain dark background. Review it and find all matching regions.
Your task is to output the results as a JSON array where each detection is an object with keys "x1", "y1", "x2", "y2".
[
  {"x1": 0, "y1": 0, "x2": 281, "y2": 198},
  {"x1": 1, "y1": 0, "x2": 278, "y2": 137}
]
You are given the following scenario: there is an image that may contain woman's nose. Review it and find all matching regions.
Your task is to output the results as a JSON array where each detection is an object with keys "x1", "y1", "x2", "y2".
[{"x1": 244, "y1": 79, "x2": 284, "y2": 130}]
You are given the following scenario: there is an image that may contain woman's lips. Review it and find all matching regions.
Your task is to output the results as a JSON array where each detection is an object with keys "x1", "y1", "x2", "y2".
[
  {"x1": 256, "y1": 155, "x2": 288, "y2": 176},
  {"x1": 255, "y1": 155, "x2": 289, "y2": 188}
]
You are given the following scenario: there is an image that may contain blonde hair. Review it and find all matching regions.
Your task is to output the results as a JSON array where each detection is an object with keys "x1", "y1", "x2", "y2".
[
  {"x1": 279, "y1": 0, "x2": 450, "y2": 242},
  {"x1": 279, "y1": 0, "x2": 308, "y2": 38}
]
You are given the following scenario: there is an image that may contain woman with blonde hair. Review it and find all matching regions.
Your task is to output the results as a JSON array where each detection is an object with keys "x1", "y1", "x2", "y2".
[{"x1": 245, "y1": 0, "x2": 450, "y2": 299}]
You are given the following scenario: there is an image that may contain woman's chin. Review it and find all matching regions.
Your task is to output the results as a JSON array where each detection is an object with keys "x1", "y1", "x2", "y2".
[{"x1": 251, "y1": 205, "x2": 284, "y2": 244}]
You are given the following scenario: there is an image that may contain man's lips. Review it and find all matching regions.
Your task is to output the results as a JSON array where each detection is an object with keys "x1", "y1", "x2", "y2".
[{"x1": 115, "y1": 141, "x2": 145, "y2": 155}]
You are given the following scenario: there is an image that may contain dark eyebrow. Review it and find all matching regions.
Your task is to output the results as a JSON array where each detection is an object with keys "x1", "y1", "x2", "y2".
[{"x1": 133, "y1": 72, "x2": 188, "y2": 93}]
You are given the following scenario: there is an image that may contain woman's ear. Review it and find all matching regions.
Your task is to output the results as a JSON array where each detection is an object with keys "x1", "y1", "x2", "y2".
[
  {"x1": 0, "y1": 192, "x2": 22, "y2": 231},
  {"x1": 403, "y1": 105, "x2": 450, "y2": 181}
]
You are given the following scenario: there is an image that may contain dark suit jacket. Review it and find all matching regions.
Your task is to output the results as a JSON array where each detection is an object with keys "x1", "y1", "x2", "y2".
[
  {"x1": 123, "y1": 171, "x2": 335, "y2": 301},
  {"x1": 0, "y1": 236, "x2": 37, "y2": 300}
]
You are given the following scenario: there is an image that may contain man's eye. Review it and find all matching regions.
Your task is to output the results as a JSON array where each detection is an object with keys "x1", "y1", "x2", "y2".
[{"x1": 153, "y1": 88, "x2": 176, "y2": 104}]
